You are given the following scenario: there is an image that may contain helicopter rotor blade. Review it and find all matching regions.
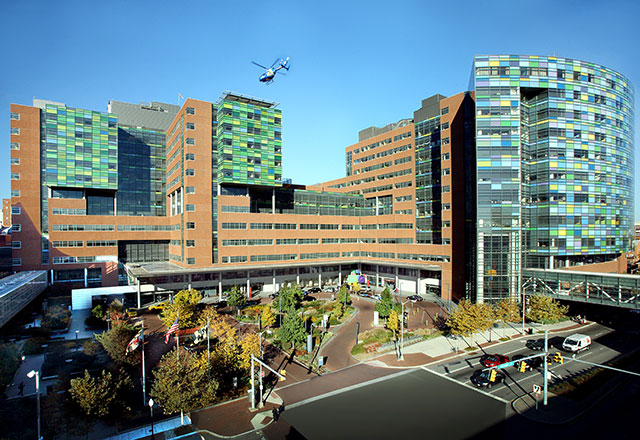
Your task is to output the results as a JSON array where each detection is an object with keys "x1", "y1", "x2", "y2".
[{"x1": 252, "y1": 61, "x2": 268, "y2": 69}]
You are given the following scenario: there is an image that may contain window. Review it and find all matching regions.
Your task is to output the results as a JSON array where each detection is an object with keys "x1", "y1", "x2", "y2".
[
  {"x1": 185, "y1": 169, "x2": 195, "y2": 176},
  {"x1": 12, "y1": 258, "x2": 22, "y2": 266},
  {"x1": 442, "y1": 152, "x2": 450, "y2": 161},
  {"x1": 442, "y1": 185, "x2": 450, "y2": 193},
  {"x1": 10, "y1": 142, "x2": 19, "y2": 150},
  {"x1": 10, "y1": 127, "x2": 20, "y2": 135},
  {"x1": 186, "y1": 138, "x2": 195, "y2": 145},
  {"x1": 11, "y1": 241, "x2": 21, "y2": 249},
  {"x1": 186, "y1": 122, "x2": 195, "y2": 130},
  {"x1": 442, "y1": 203, "x2": 451, "y2": 210},
  {"x1": 442, "y1": 121, "x2": 449, "y2": 130},
  {"x1": 186, "y1": 107, "x2": 195, "y2": 115},
  {"x1": 11, "y1": 207, "x2": 21, "y2": 215},
  {"x1": 441, "y1": 107, "x2": 449, "y2": 115},
  {"x1": 186, "y1": 240, "x2": 195, "y2": 247},
  {"x1": 11, "y1": 157, "x2": 20, "y2": 165},
  {"x1": 186, "y1": 222, "x2": 195, "y2": 229},
  {"x1": 185, "y1": 204, "x2": 195, "y2": 211},
  {"x1": 573, "y1": 91, "x2": 581, "y2": 100},
  {"x1": 442, "y1": 168, "x2": 450, "y2": 176},
  {"x1": 10, "y1": 112, "x2": 19, "y2": 120},
  {"x1": 11, "y1": 189, "x2": 20, "y2": 197},
  {"x1": 187, "y1": 258, "x2": 196, "y2": 265},
  {"x1": 11, "y1": 173, "x2": 20, "y2": 180},
  {"x1": 12, "y1": 224, "x2": 20, "y2": 232},
  {"x1": 443, "y1": 221, "x2": 451, "y2": 228},
  {"x1": 442, "y1": 137, "x2": 450, "y2": 145},
  {"x1": 185, "y1": 186, "x2": 195, "y2": 194},
  {"x1": 557, "y1": 69, "x2": 565, "y2": 79},
  {"x1": 185, "y1": 153, "x2": 195, "y2": 160}
]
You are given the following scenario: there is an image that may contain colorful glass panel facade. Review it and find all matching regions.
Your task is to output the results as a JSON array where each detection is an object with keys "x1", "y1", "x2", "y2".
[
  {"x1": 473, "y1": 54, "x2": 634, "y2": 302},
  {"x1": 214, "y1": 95, "x2": 282, "y2": 186},
  {"x1": 43, "y1": 104, "x2": 118, "y2": 189}
]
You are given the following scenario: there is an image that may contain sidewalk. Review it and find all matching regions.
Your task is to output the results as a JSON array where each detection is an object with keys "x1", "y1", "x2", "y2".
[
  {"x1": 4, "y1": 353, "x2": 46, "y2": 399},
  {"x1": 366, "y1": 319, "x2": 589, "y2": 368}
]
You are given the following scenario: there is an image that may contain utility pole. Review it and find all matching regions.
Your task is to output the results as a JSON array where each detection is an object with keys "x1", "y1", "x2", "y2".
[
  {"x1": 543, "y1": 329, "x2": 548, "y2": 406},
  {"x1": 141, "y1": 321, "x2": 146, "y2": 406}
]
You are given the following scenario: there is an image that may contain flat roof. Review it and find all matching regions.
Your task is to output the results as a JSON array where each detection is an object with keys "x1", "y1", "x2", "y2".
[
  {"x1": 125, "y1": 260, "x2": 441, "y2": 279},
  {"x1": 0, "y1": 271, "x2": 47, "y2": 299},
  {"x1": 216, "y1": 90, "x2": 279, "y2": 109}
]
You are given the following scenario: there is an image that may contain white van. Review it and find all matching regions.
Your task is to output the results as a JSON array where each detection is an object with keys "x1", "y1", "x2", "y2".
[{"x1": 562, "y1": 334, "x2": 592, "y2": 353}]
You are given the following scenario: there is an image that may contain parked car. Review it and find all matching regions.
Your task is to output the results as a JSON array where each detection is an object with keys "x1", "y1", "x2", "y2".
[
  {"x1": 211, "y1": 300, "x2": 227, "y2": 309},
  {"x1": 269, "y1": 292, "x2": 279, "y2": 299},
  {"x1": 512, "y1": 354, "x2": 542, "y2": 371},
  {"x1": 525, "y1": 339, "x2": 545, "y2": 351},
  {"x1": 407, "y1": 295, "x2": 423, "y2": 302},
  {"x1": 480, "y1": 354, "x2": 510, "y2": 368},
  {"x1": 304, "y1": 287, "x2": 322, "y2": 294},
  {"x1": 322, "y1": 286, "x2": 336, "y2": 293},
  {"x1": 357, "y1": 290, "x2": 371, "y2": 298},
  {"x1": 470, "y1": 369, "x2": 505, "y2": 388}
]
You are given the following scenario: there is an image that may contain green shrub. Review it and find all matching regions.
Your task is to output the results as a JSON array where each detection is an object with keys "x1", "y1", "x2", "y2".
[
  {"x1": 351, "y1": 344, "x2": 366, "y2": 355},
  {"x1": 23, "y1": 337, "x2": 47, "y2": 355},
  {"x1": 42, "y1": 305, "x2": 71, "y2": 330}
]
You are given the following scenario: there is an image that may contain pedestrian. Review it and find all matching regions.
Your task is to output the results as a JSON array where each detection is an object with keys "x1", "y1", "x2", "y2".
[
  {"x1": 272, "y1": 407, "x2": 279, "y2": 422},
  {"x1": 18, "y1": 381, "x2": 24, "y2": 396}
]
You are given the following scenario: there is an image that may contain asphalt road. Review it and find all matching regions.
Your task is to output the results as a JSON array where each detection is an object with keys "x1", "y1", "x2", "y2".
[
  {"x1": 425, "y1": 323, "x2": 630, "y2": 403},
  {"x1": 277, "y1": 368, "x2": 507, "y2": 440}
]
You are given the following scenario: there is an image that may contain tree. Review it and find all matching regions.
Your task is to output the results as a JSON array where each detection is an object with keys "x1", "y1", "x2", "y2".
[
  {"x1": 446, "y1": 299, "x2": 479, "y2": 337},
  {"x1": 494, "y1": 299, "x2": 520, "y2": 325},
  {"x1": 160, "y1": 289, "x2": 203, "y2": 329},
  {"x1": 95, "y1": 323, "x2": 141, "y2": 365},
  {"x1": 387, "y1": 310, "x2": 399, "y2": 336},
  {"x1": 332, "y1": 301, "x2": 344, "y2": 320},
  {"x1": 0, "y1": 343, "x2": 21, "y2": 391},
  {"x1": 42, "y1": 305, "x2": 71, "y2": 330},
  {"x1": 277, "y1": 284, "x2": 304, "y2": 312},
  {"x1": 280, "y1": 313, "x2": 306, "y2": 349},
  {"x1": 261, "y1": 305, "x2": 276, "y2": 329},
  {"x1": 151, "y1": 347, "x2": 218, "y2": 414},
  {"x1": 69, "y1": 369, "x2": 132, "y2": 418},
  {"x1": 337, "y1": 285, "x2": 351, "y2": 305},
  {"x1": 374, "y1": 286, "x2": 393, "y2": 318},
  {"x1": 106, "y1": 299, "x2": 126, "y2": 326},
  {"x1": 238, "y1": 333, "x2": 261, "y2": 369},
  {"x1": 527, "y1": 294, "x2": 569, "y2": 323},
  {"x1": 227, "y1": 285, "x2": 247, "y2": 312}
]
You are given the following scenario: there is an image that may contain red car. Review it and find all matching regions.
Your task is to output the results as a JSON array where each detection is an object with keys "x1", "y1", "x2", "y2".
[{"x1": 480, "y1": 354, "x2": 509, "y2": 368}]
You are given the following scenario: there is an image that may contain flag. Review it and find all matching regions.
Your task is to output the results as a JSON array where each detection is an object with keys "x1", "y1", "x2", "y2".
[
  {"x1": 165, "y1": 317, "x2": 179, "y2": 344},
  {"x1": 192, "y1": 324, "x2": 208, "y2": 344},
  {"x1": 126, "y1": 329, "x2": 143, "y2": 354}
]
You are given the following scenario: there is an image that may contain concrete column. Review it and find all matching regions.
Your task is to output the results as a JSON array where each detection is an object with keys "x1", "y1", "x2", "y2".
[
  {"x1": 272, "y1": 189, "x2": 276, "y2": 214},
  {"x1": 417, "y1": 275, "x2": 421, "y2": 295},
  {"x1": 218, "y1": 280, "x2": 223, "y2": 301},
  {"x1": 296, "y1": 267, "x2": 300, "y2": 285},
  {"x1": 136, "y1": 279, "x2": 141, "y2": 309},
  {"x1": 247, "y1": 273, "x2": 251, "y2": 298},
  {"x1": 318, "y1": 272, "x2": 322, "y2": 288},
  {"x1": 376, "y1": 265, "x2": 380, "y2": 287},
  {"x1": 395, "y1": 267, "x2": 399, "y2": 292},
  {"x1": 272, "y1": 269, "x2": 276, "y2": 294},
  {"x1": 188, "y1": 273, "x2": 192, "y2": 291},
  {"x1": 338, "y1": 265, "x2": 342, "y2": 285},
  {"x1": 84, "y1": 267, "x2": 88, "y2": 288}
]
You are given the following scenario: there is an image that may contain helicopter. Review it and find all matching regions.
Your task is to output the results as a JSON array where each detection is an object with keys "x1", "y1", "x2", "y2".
[{"x1": 251, "y1": 56, "x2": 290, "y2": 83}]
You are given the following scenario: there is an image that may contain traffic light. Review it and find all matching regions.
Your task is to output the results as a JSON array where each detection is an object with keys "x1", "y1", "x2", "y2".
[
  {"x1": 553, "y1": 352, "x2": 563, "y2": 364},
  {"x1": 519, "y1": 361, "x2": 528, "y2": 373},
  {"x1": 403, "y1": 311, "x2": 408, "y2": 326},
  {"x1": 279, "y1": 369, "x2": 287, "y2": 382},
  {"x1": 489, "y1": 369, "x2": 497, "y2": 382}
]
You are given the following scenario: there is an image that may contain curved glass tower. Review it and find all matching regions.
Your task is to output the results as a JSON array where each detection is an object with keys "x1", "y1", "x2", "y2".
[{"x1": 473, "y1": 55, "x2": 634, "y2": 303}]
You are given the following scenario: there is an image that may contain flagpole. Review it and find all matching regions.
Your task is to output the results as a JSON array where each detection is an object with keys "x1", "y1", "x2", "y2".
[
  {"x1": 141, "y1": 321, "x2": 146, "y2": 406},
  {"x1": 207, "y1": 315, "x2": 211, "y2": 380}
]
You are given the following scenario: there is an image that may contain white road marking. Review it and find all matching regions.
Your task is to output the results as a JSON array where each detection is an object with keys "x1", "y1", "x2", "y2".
[{"x1": 421, "y1": 366, "x2": 510, "y2": 404}]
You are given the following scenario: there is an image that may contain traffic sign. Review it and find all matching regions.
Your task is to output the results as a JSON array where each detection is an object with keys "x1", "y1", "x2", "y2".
[
  {"x1": 533, "y1": 384, "x2": 541, "y2": 394},
  {"x1": 494, "y1": 361, "x2": 516, "y2": 370}
]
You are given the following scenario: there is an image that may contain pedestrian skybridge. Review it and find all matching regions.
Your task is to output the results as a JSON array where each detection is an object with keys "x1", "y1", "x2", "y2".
[{"x1": 522, "y1": 268, "x2": 640, "y2": 310}]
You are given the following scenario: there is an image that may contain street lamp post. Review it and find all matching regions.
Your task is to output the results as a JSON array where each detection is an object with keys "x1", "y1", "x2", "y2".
[
  {"x1": 27, "y1": 370, "x2": 40, "y2": 440},
  {"x1": 148, "y1": 398, "x2": 155, "y2": 439},
  {"x1": 399, "y1": 300, "x2": 409, "y2": 361},
  {"x1": 75, "y1": 330, "x2": 79, "y2": 352},
  {"x1": 259, "y1": 329, "x2": 272, "y2": 359}
]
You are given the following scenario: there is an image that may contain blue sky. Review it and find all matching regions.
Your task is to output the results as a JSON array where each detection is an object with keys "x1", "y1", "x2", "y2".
[{"x1": 2, "y1": 0, "x2": 639, "y2": 218}]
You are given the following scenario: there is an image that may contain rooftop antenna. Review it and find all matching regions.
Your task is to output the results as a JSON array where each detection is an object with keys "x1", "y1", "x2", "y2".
[{"x1": 178, "y1": 93, "x2": 185, "y2": 106}]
